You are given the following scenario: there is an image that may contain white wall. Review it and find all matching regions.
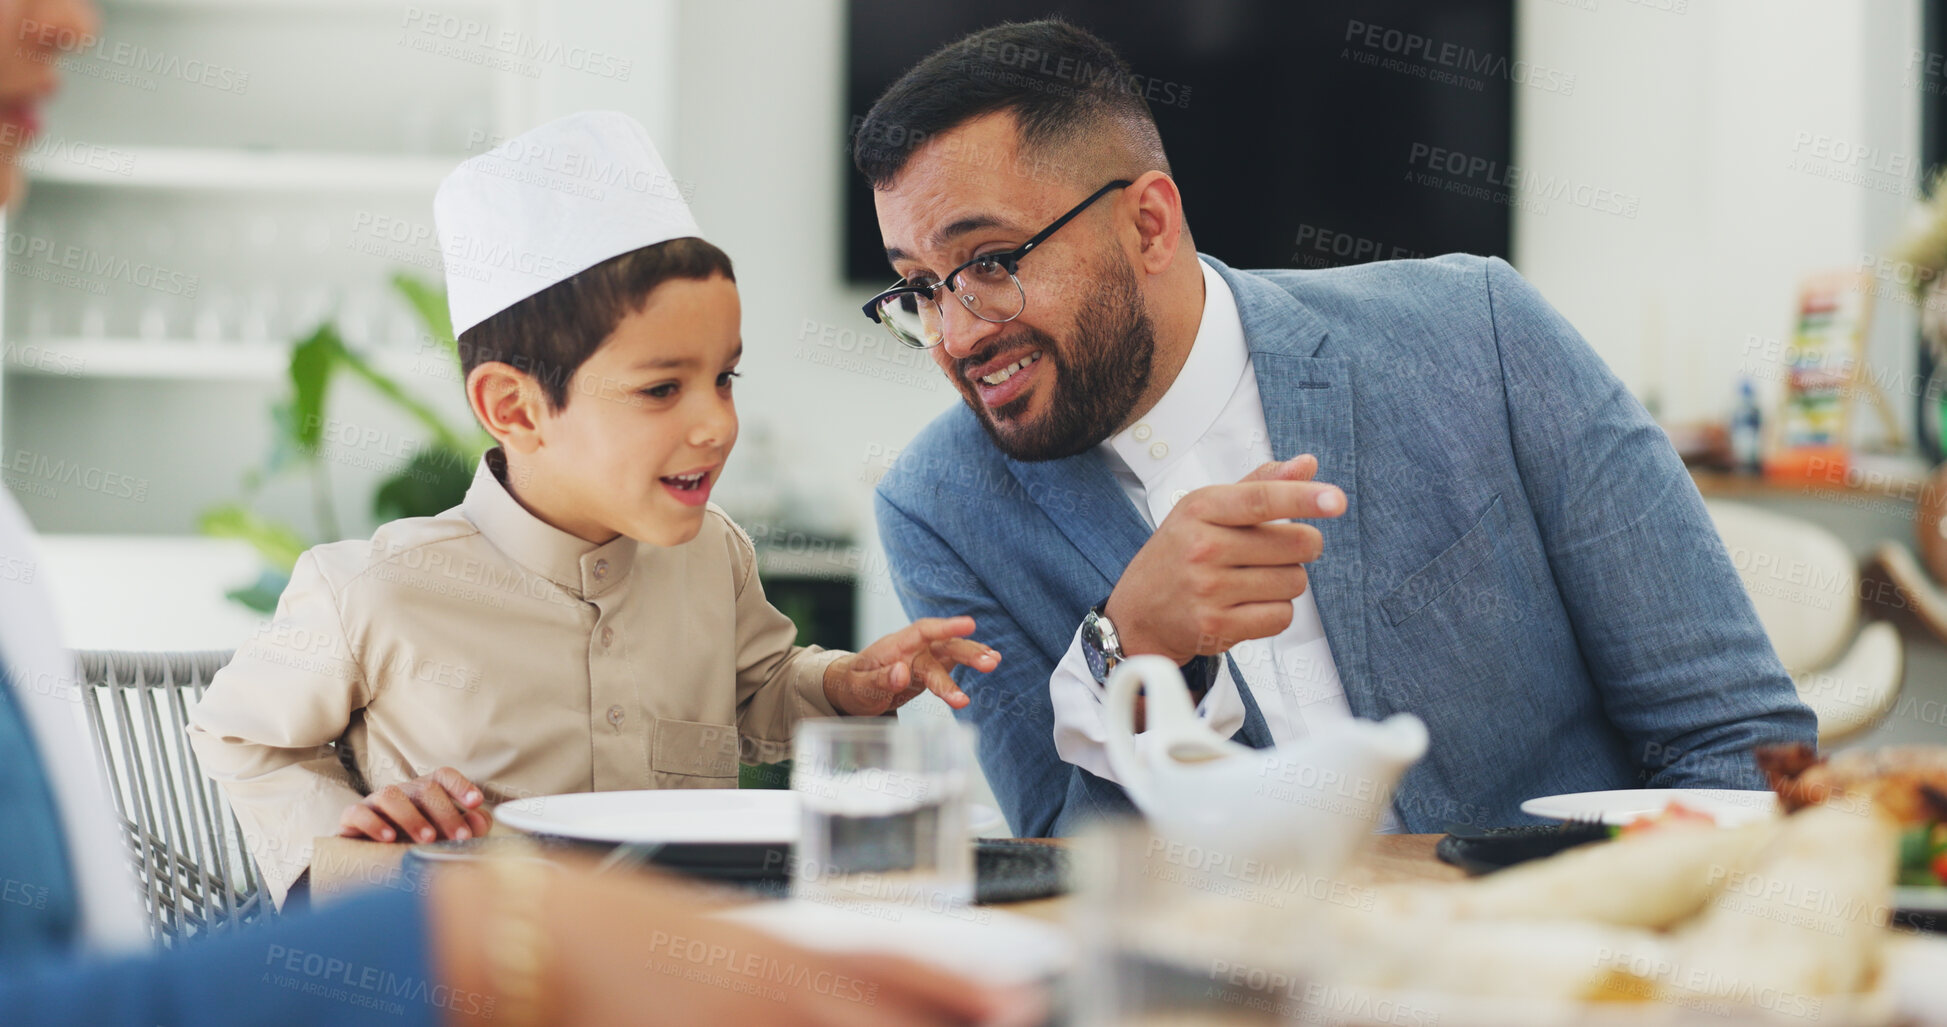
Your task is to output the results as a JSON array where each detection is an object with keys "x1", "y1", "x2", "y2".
[
  {"x1": 1514, "y1": 0, "x2": 1922, "y2": 442},
  {"x1": 670, "y1": 0, "x2": 959, "y2": 644}
]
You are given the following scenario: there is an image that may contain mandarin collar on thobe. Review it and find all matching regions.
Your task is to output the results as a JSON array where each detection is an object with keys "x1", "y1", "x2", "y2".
[{"x1": 461, "y1": 448, "x2": 636, "y2": 600}]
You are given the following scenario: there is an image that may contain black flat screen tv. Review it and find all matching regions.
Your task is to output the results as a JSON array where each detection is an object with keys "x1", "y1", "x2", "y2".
[{"x1": 844, "y1": 0, "x2": 1515, "y2": 284}]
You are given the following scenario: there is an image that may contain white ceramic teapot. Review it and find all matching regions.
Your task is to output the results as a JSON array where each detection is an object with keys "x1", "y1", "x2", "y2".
[{"x1": 1104, "y1": 655, "x2": 1430, "y2": 875}]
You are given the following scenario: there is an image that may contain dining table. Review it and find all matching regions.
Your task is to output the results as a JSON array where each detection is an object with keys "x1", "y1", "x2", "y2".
[{"x1": 305, "y1": 830, "x2": 1467, "y2": 920}]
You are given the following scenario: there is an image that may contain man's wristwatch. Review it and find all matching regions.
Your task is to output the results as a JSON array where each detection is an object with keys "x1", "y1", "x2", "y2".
[
  {"x1": 1080, "y1": 600, "x2": 1223, "y2": 698},
  {"x1": 1080, "y1": 600, "x2": 1125, "y2": 686}
]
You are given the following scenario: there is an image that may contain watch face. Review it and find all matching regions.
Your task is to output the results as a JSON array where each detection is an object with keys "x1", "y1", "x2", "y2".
[
  {"x1": 1082, "y1": 609, "x2": 1117, "y2": 684},
  {"x1": 1084, "y1": 643, "x2": 1110, "y2": 685}
]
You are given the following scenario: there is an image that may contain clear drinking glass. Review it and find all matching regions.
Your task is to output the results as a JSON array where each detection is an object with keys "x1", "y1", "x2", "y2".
[
  {"x1": 790, "y1": 717, "x2": 976, "y2": 912},
  {"x1": 1069, "y1": 821, "x2": 1328, "y2": 1027}
]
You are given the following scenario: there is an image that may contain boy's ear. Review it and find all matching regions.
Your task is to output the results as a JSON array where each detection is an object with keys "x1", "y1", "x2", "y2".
[{"x1": 466, "y1": 362, "x2": 548, "y2": 453}]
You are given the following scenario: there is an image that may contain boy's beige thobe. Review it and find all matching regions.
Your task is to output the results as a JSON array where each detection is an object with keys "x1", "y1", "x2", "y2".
[{"x1": 187, "y1": 452, "x2": 844, "y2": 905}]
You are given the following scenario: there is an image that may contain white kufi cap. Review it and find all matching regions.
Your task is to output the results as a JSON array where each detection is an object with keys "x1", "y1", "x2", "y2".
[{"x1": 434, "y1": 110, "x2": 699, "y2": 336}]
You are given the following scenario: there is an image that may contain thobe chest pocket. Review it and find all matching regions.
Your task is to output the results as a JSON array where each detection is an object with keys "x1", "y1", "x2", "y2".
[{"x1": 651, "y1": 717, "x2": 739, "y2": 779}]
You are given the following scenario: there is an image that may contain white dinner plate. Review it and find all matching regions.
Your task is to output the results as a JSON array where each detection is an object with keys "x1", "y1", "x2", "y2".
[
  {"x1": 495, "y1": 789, "x2": 801, "y2": 845},
  {"x1": 1519, "y1": 788, "x2": 1779, "y2": 827},
  {"x1": 494, "y1": 788, "x2": 1010, "y2": 844}
]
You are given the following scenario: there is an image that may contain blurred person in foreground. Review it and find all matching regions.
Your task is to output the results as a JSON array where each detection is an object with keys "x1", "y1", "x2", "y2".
[{"x1": 0, "y1": 3, "x2": 1035, "y2": 1025}]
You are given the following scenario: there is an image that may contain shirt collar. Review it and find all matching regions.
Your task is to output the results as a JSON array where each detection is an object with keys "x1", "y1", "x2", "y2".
[
  {"x1": 1103, "y1": 258, "x2": 1249, "y2": 488},
  {"x1": 461, "y1": 448, "x2": 636, "y2": 599}
]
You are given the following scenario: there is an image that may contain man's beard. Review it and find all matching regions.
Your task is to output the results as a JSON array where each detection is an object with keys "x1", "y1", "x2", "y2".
[{"x1": 956, "y1": 258, "x2": 1156, "y2": 462}]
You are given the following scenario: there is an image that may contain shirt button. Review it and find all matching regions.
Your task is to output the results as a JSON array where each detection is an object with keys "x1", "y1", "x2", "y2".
[
  {"x1": 1172, "y1": 489, "x2": 1189, "y2": 504},
  {"x1": 606, "y1": 705, "x2": 624, "y2": 727},
  {"x1": 1132, "y1": 423, "x2": 1152, "y2": 441},
  {"x1": 1149, "y1": 442, "x2": 1169, "y2": 460},
  {"x1": 600, "y1": 625, "x2": 615, "y2": 647},
  {"x1": 593, "y1": 558, "x2": 609, "y2": 579}
]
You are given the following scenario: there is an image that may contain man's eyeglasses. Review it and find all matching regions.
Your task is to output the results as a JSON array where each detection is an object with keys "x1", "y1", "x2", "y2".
[{"x1": 862, "y1": 180, "x2": 1132, "y2": 350}]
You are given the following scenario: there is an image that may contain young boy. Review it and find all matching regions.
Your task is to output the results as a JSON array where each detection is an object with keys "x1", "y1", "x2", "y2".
[{"x1": 187, "y1": 112, "x2": 1000, "y2": 908}]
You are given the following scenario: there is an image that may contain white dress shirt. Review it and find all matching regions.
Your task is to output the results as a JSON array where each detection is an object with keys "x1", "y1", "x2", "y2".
[
  {"x1": 0, "y1": 489, "x2": 148, "y2": 950},
  {"x1": 1050, "y1": 260, "x2": 1393, "y2": 831}
]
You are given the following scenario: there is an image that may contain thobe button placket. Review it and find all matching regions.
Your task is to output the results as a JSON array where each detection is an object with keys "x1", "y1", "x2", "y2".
[{"x1": 600, "y1": 625, "x2": 615, "y2": 648}]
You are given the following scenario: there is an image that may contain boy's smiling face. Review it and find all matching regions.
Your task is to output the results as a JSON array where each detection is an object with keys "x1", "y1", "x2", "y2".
[{"x1": 478, "y1": 273, "x2": 743, "y2": 548}]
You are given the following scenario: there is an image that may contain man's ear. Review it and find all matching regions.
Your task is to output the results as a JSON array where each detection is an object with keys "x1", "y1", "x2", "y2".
[
  {"x1": 466, "y1": 362, "x2": 548, "y2": 454},
  {"x1": 1126, "y1": 170, "x2": 1186, "y2": 276}
]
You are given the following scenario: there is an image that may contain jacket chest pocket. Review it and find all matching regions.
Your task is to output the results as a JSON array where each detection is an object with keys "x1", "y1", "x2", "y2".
[
  {"x1": 651, "y1": 717, "x2": 739, "y2": 780},
  {"x1": 1379, "y1": 494, "x2": 1507, "y2": 626}
]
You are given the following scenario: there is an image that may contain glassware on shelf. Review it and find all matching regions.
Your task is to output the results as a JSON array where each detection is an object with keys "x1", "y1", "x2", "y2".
[
  {"x1": 241, "y1": 287, "x2": 281, "y2": 343},
  {"x1": 77, "y1": 297, "x2": 110, "y2": 339},
  {"x1": 137, "y1": 301, "x2": 171, "y2": 342},
  {"x1": 339, "y1": 285, "x2": 384, "y2": 349},
  {"x1": 192, "y1": 288, "x2": 235, "y2": 344}
]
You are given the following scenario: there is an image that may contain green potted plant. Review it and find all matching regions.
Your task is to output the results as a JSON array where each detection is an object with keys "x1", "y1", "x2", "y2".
[{"x1": 201, "y1": 273, "x2": 490, "y2": 611}]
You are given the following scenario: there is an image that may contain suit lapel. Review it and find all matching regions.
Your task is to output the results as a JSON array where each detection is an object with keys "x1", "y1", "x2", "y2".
[
  {"x1": 1214, "y1": 258, "x2": 1376, "y2": 721},
  {"x1": 1249, "y1": 350, "x2": 1374, "y2": 719},
  {"x1": 1004, "y1": 450, "x2": 1151, "y2": 591}
]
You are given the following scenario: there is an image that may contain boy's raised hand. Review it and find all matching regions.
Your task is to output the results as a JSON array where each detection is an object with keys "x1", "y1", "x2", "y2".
[
  {"x1": 338, "y1": 766, "x2": 492, "y2": 843},
  {"x1": 823, "y1": 615, "x2": 1001, "y2": 716}
]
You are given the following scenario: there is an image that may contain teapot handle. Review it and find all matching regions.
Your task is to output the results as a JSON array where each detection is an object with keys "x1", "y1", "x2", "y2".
[{"x1": 1104, "y1": 655, "x2": 1195, "y2": 809}]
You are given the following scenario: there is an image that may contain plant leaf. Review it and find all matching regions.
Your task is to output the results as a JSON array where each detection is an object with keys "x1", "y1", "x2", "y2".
[
  {"x1": 392, "y1": 273, "x2": 456, "y2": 359},
  {"x1": 199, "y1": 503, "x2": 309, "y2": 572},
  {"x1": 372, "y1": 447, "x2": 476, "y2": 523},
  {"x1": 288, "y1": 322, "x2": 343, "y2": 458},
  {"x1": 264, "y1": 396, "x2": 308, "y2": 477},
  {"x1": 332, "y1": 344, "x2": 476, "y2": 454},
  {"x1": 225, "y1": 568, "x2": 292, "y2": 614}
]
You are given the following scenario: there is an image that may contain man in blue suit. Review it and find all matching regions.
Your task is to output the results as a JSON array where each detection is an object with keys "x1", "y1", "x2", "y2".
[{"x1": 857, "y1": 19, "x2": 1816, "y2": 838}]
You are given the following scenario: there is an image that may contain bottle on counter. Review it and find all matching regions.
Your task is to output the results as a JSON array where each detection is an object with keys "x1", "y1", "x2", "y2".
[{"x1": 1731, "y1": 377, "x2": 1763, "y2": 474}]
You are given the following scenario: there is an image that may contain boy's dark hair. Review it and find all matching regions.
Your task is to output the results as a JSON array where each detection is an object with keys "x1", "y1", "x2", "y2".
[
  {"x1": 458, "y1": 236, "x2": 734, "y2": 410},
  {"x1": 852, "y1": 18, "x2": 1170, "y2": 190}
]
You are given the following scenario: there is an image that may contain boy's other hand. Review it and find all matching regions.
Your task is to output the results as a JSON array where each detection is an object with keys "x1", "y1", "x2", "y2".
[
  {"x1": 824, "y1": 616, "x2": 1000, "y2": 716},
  {"x1": 339, "y1": 766, "x2": 492, "y2": 844}
]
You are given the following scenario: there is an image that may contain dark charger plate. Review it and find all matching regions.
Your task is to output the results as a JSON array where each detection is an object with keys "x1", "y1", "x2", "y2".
[
  {"x1": 406, "y1": 836, "x2": 1070, "y2": 904},
  {"x1": 1434, "y1": 822, "x2": 1612, "y2": 876}
]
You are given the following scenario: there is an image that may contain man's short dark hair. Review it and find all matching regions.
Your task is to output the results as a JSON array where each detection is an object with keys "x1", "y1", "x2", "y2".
[
  {"x1": 852, "y1": 18, "x2": 1170, "y2": 190},
  {"x1": 458, "y1": 237, "x2": 734, "y2": 410}
]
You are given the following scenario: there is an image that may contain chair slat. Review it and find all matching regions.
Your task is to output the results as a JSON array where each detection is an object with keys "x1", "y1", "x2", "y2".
[{"x1": 76, "y1": 650, "x2": 264, "y2": 941}]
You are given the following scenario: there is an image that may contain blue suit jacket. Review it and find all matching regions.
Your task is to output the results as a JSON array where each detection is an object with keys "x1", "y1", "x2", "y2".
[
  {"x1": 875, "y1": 254, "x2": 1817, "y2": 838},
  {"x1": 0, "y1": 670, "x2": 436, "y2": 1026}
]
